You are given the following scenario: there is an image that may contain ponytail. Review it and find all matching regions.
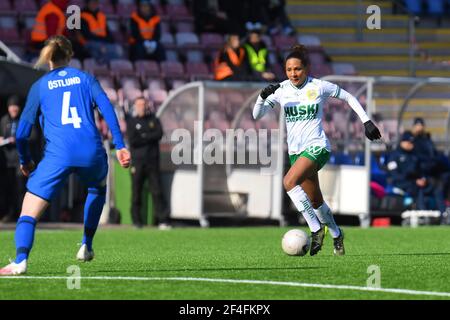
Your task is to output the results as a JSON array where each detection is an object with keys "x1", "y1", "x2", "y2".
[
  {"x1": 35, "y1": 35, "x2": 73, "y2": 69},
  {"x1": 285, "y1": 44, "x2": 310, "y2": 67}
]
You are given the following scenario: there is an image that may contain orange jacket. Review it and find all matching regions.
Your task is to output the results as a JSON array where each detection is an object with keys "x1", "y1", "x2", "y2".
[
  {"x1": 78, "y1": 11, "x2": 107, "y2": 45},
  {"x1": 31, "y1": 2, "x2": 66, "y2": 42},
  {"x1": 129, "y1": 12, "x2": 160, "y2": 44},
  {"x1": 214, "y1": 47, "x2": 245, "y2": 81}
]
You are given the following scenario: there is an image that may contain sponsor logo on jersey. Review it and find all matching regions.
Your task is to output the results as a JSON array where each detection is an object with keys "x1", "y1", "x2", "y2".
[
  {"x1": 306, "y1": 88, "x2": 318, "y2": 100},
  {"x1": 284, "y1": 103, "x2": 319, "y2": 122},
  {"x1": 48, "y1": 77, "x2": 81, "y2": 90},
  {"x1": 58, "y1": 70, "x2": 67, "y2": 77}
]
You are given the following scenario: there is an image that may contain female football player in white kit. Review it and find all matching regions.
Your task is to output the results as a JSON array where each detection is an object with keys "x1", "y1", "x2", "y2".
[{"x1": 253, "y1": 45, "x2": 381, "y2": 256}]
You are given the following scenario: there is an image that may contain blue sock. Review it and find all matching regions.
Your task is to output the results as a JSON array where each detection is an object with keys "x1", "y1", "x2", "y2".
[
  {"x1": 82, "y1": 187, "x2": 106, "y2": 251},
  {"x1": 15, "y1": 216, "x2": 37, "y2": 264}
]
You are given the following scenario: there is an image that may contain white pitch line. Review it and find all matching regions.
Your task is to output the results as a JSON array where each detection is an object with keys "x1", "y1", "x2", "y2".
[{"x1": 1, "y1": 276, "x2": 450, "y2": 298}]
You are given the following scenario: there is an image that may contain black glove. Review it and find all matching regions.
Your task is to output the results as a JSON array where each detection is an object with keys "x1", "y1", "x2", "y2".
[
  {"x1": 260, "y1": 83, "x2": 280, "y2": 99},
  {"x1": 364, "y1": 120, "x2": 382, "y2": 141}
]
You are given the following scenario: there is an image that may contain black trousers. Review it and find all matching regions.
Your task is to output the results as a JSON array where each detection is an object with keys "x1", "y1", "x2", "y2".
[
  {"x1": 1, "y1": 167, "x2": 25, "y2": 221},
  {"x1": 131, "y1": 163, "x2": 169, "y2": 226}
]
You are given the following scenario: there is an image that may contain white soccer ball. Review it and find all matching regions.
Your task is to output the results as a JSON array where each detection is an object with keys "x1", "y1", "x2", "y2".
[{"x1": 281, "y1": 229, "x2": 310, "y2": 256}]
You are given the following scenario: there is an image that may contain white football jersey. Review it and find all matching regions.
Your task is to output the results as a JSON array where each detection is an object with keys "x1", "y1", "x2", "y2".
[{"x1": 264, "y1": 77, "x2": 340, "y2": 155}]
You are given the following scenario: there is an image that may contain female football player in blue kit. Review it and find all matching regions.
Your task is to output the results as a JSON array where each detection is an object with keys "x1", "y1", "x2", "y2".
[{"x1": 0, "y1": 35, "x2": 131, "y2": 275}]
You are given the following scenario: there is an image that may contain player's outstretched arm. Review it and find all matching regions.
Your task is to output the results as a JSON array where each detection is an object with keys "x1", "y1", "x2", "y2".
[
  {"x1": 336, "y1": 88, "x2": 381, "y2": 141},
  {"x1": 253, "y1": 83, "x2": 280, "y2": 120}
]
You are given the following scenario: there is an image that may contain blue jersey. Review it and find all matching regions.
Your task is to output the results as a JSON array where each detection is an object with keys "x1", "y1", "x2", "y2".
[{"x1": 16, "y1": 66, "x2": 125, "y2": 167}]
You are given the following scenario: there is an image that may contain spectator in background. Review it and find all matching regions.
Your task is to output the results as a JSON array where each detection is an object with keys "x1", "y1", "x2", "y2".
[
  {"x1": 214, "y1": 33, "x2": 252, "y2": 81},
  {"x1": 74, "y1": 0, "x2": 123, "y2": 63},
  {"x1": 264, "y1": 0, "x2": 295, "y2": 36},
  {"x1": 243, "y1": 26, "x2": 275, "y2": 81},
  {"x1": 411, "y1": 117, "x2": 449, "y2": 221},
  {"x1": 29, "y1": 0, "x2": 68, "y2": 57},
  {"x1": 191, "y1": 0, "x2": 243, "y2": 35},
  {"x1": 129, "y1": 0, "x2": 166, "y2": 62},
  {"x1": 126, "y1": 97, "x2": 170, "y2": 229},
  {"x1": 386, "y1": 131, "x2": 436, "y2": 212},
  {"x1": 0, "y1": 97, "x2": 26, "y2": 222},
  {"x1": 242, "y1": 1, "x2": 269, "y2": 32}
]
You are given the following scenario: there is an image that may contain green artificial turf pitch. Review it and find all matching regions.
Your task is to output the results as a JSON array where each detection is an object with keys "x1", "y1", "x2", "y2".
[{"x1": 0, "y1": 226, "x2": 449, "y2": 300}]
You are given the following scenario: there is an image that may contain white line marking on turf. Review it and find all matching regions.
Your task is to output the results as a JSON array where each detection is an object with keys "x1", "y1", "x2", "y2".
[{"x1": 1, "y1": 276, "x2": 450, "y2": 297}]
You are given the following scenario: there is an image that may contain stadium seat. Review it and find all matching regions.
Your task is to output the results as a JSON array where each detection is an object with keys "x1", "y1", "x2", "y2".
[
  {"x1": 0, "y1": 28, "x2": 22, "y2": 45},
  {"x1": 97, "y1": 76, "x2": 115, "y2": 90},
  {"x1": 8, "y1": 45, "x2": 25, "y2": 60},
  {"x1": 185, "y1": 49, "x2": 205, "y2": 63},
  {"x1": 206, "y1": 110, "x2": 230, "y2": 132},
  {"x1": 119, "y1": 76, "x2": 141, "y2": 90},
  {"x1": 271, "y1": 64, "x2": 285, "y2": 81},
  {"x1": 332, "y1": 63, "x2": 357, "y2": 75},
  {"x1": 14, "y1": 0, "x2": 38, "y2": 13},
  {"x1": 297, "y1": 35, "x2": 322, "y2": 48},
  {"x1": 170, "y1": 79, "x2": 187, "y2": 90},
  {"x1": 200, "y1": 33, "x2": 224, "y2": 50},
  {"x1": 100, "y1": 1, "x2": 116, "y2": 16},
  {"x1": 166, "y1": 4, "x2": 193, "y2": 22},
  {"x1": 160, "y1": 20, "x2": 171, "y2": 34},
  {"x1": 310, "y1": 64, "x2": 332, "y2": 78},
  {"x1": 121, "y1": 87, "x2": 143, "y2": 103},
  {"x1": 69, "y1": 58, "x2": 82, "y2": 69},
  {"x1": 329, "y1": 152, "x2": 353, "y2": 165},
  {"x1": 159, "y1": 110, "x2": 181, "y2": 133},
  {"x1": 175, "y1": 21, "x2": 195, "y2": 33},
  {"x1": 116, "y1": 2, "x2": 136, "y2": 19},
  {"x1": 428, "y1": 0, "x2": 444, "y2": 15},
  {"x1": 404, "y1": 0, "x2": 423, "y2": 15},
  {"x1": 0, "y1": 14, "x2": 17, "y2": 29},
  {"x1": 308, "y1": 52, "x2": 326, "y2": 65},
  {"x1": 134, "y1": 60, "x2": 160, "y2": 79},
  {"x1": 160, "y1": 32, "x2": 176, "y2": 49},
  {"x1": 268, "y1": 50, "x2": 279, "y2": 66},
  {"x1": 166, "y1": 0, "x2": 184, "y2": 4},
  {"x1": 21, "y1": 14, "x2": 36, "y2": 31},
  {"x1": 257, "y1": 112, "x2": 278, "y2": 130},
  {"x1": 175, "y1": 32, "x2": 200, "y2": 48},
  {"x1": 104, "y1": 87, "x2": 118, "y2": 104},
  {"x1": 146, "y1": 78, "x2": 167, "y2": 91},
  {"x1": 185, "y1": 62, "x2": 210, "y2": 80},
  {"x1": 239, "y1": 113, "x2": 257, "y2": 130},
  {"x1": 165, "y1": 49, "x2": 180, "y2": 62},
  {"x1": 160, "y1": 61, "x2": 185, "y2": 78},
  {"x1": 0, "y1": 1, "x2": 14, "y2": 13},
  {"x1": 154, "y1": 4, "x2": 166, "y2": 17},
  {"x1": 273, "y1": 35, "x2": 297, "y2": 51},
  {"x1": 148, "y1": 88, "x2": 168, "y2": 107},
  {"x1": 68, "y1": 0, "x2": 85, "y2": 6},
  {"x1": 261, "y1": 35, "x2": 273, "y2": 48},
  {"x1": 110, "y1": 59, "x2": 135, "y2": 78},
  {"x1": 83, "y1": 58, "x2": 110, "y2": 76}
]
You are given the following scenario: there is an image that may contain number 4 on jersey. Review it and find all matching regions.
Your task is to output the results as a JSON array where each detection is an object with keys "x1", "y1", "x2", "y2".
[{"x1": 61, "y1": 91, "x2": 82, "y2": 128}]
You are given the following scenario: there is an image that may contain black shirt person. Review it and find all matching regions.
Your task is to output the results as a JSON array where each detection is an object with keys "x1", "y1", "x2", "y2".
[{"x1": 126, "y1": 97, "x2": 170, "y2": 229}]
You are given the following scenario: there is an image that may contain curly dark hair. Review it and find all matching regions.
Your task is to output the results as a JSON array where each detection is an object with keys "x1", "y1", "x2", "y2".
[{"x1": 285, "y1": 44, "x2": 310, "y2": 67}]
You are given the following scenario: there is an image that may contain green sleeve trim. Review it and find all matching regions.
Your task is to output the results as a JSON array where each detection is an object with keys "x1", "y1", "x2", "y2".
[{"x1": 334, "y1": 87, "x2": 341, "y2": 98}]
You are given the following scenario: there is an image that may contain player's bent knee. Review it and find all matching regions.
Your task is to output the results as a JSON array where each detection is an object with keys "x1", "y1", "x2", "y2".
[{"x1": 283, "y1": 175, "x2": 297, "y2": 192}]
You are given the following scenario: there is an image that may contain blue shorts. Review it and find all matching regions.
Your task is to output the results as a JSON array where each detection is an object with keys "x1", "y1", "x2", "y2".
[{"x1": 26, "y1": 157, "x2": 108, "y2": 201}]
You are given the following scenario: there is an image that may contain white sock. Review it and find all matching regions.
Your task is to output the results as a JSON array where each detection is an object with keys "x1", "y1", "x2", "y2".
[
  {"x1": 314, "y1": 202, "x2": 341, "y2": 238},
  {"x1": 287, "y1": 186, "x2": 321, "y2": 232}
]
